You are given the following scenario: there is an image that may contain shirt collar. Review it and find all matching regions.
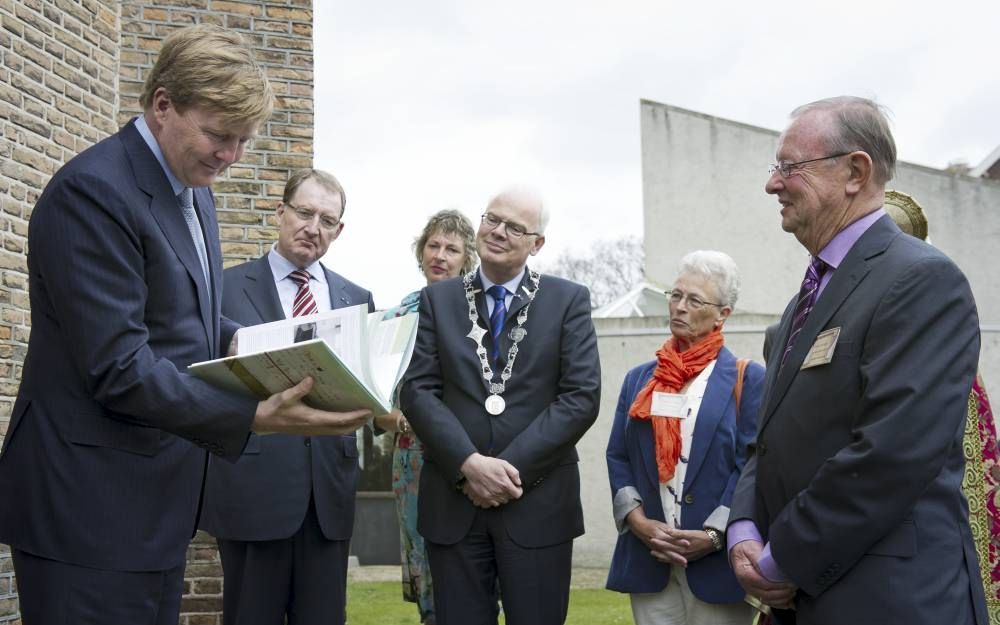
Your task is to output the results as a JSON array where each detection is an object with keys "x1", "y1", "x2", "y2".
[
  {"x1": 817, "y1": 208, "x2": 886, "y2": 270},
  {"x1": 268, "y1": 244, "x2": 328, "y2": 287},
  {"x1": 134, "y1": 115, "x2": 185, "y2": 197},
  {"x1": 478, "y1": 267, "x2": 524, "y2": 298}
]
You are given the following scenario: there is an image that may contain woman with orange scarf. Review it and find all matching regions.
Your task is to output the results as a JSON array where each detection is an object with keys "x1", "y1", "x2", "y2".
[{"x1": 606, "y1": 250, "x2": 764, "y2": 625}]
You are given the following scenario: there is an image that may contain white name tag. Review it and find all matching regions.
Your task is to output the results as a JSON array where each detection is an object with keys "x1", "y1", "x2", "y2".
[
  {"x1": 801, "y1": 326, "x2": 841, "y2": 369},
  {"x1": 652, "y1": 392, "x2": 688, "y2": 418}
]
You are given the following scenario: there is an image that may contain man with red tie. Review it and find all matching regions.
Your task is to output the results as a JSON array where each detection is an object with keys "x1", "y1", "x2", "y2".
[{"x1": 201, "y1": 168, "x2": 375, "y2": 625}]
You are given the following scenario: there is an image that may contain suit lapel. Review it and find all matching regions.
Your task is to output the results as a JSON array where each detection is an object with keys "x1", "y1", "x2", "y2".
[
  {"x1": 634, "y1": 417, "x2": 661, "y2": 494},
  {"x1": 684, "y1": 348, "x2": 736, "y2": 487},
  {"x1": 241, "y1": 255, "x2": 285, "y2": 322},
  {"x1": 761, "y1": 216, "x2": 900, "y2": 430},
  {"x1": 505, "y1": 269, "x2": 535, "y2": 321},
  {"x1": 324, "y1": 267, "x2": 354, "y2": 310},
  {"x1": 124, "y1": 122, "x2": 214, "y2": 352}
]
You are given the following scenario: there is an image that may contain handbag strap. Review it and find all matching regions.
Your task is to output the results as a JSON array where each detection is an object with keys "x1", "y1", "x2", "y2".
[{"x1": 734, "y1": 358, "x2": 749, "y2": 417}]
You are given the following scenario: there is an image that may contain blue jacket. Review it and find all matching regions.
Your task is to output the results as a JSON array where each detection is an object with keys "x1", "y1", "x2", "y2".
[{"x1": 605, "y1": 346, "x2": 763, "y2": 603}]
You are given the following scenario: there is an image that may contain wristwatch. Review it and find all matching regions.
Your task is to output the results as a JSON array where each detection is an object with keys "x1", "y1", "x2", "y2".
[{"x1": 704, "y1": 527, "x2": 724, "y2": 552}]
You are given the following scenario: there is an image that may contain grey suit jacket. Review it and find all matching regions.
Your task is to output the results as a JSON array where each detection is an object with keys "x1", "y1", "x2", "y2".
[
  {"x1": 0, "y1": 120, "x2": 256, "y2": 572},
  {"x1": 731, "y1": 215, "x2": 987, "y2": 624},
  {"x1": 400, "y1": 270, "x2": 601, "y2": 548},
  {"x1": 200, "y1": 254, "x2": 374, "y2": 542}
]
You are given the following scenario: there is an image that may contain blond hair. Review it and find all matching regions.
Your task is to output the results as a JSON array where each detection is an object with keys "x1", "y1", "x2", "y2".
[
  {"x1": 413, "y1": 210, "x2": 478, "y2": 275},
  {"x1": 139, "y1": 24, "x2": 274, "y2": 126}
]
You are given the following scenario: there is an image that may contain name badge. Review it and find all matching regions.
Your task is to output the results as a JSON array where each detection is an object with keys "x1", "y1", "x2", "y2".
[
  {"x1": 652, "y1": 392, "x2": 688, "y2": 418},
  {"x1": 801, "y1": 326, "x2": 841, "y2": 369}
]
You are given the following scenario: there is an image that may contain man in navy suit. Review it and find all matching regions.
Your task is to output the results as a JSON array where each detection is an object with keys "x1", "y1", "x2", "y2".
[
  {"x1": 201, "y1": 169, "x2": 374, "y2": 625},
  {"x1": 0, "y1": 26, "x2": 370, "y2": 625},
  {"x1": 400, "y1": 188, "x2": 601, "y2": 625},
  {"x1": 728, "y1": 96, "x2": 987, "y2": 624}
]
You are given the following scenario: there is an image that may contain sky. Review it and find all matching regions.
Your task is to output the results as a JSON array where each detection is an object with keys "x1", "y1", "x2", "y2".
[{"x1": 312, "y1": 1, "x2": 1000, "y2": 307}]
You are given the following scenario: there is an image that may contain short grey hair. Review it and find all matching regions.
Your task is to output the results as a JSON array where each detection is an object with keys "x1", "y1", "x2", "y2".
[
  {"x1": 791, "y1": 96, "x2": 897, "y2": 185},
  {"x1": 487, "y1": 186, "x2": 549, "y2": 234},
  {"x1": 676, "y1": 250, "x2": 740, "y2": 308}
]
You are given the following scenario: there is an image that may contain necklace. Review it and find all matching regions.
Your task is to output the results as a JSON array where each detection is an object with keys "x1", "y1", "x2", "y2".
[{"x1": 463, "y1": 269, "x2": 540, "y2": 415}]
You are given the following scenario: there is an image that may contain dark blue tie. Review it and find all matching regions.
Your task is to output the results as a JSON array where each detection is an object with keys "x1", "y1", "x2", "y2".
[{"x1": 488, "y1": 285, "x2": 508, "y2": 365}]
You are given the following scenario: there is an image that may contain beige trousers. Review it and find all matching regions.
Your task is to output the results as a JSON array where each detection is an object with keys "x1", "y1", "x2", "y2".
[{"x1": 630, "y1": 565, "x2": 752, "y2": 625}]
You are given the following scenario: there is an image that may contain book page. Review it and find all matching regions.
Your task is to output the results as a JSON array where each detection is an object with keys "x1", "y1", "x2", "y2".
[
  {"x1": 236, "y1": 305, "x2": 367, "y2": 376},
  {"x1": 365, "y1": 312, "x2": 419, "y2": 401}
]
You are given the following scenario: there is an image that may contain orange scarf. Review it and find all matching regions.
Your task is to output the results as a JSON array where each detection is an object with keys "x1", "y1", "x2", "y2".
[{"x1": 628, "y1": 329, "x2": 725, "y2": 483}]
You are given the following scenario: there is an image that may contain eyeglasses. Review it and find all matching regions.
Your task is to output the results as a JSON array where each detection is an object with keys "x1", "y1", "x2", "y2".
[
  {"x1": 481, "y1": 212, "x2": 540, "y2": 239},
  {"x1": 286, "y1": 203, "x2": 342, "y2": 231},
  {"x1": 665, "y1": 290, "x2": 724, "y2": 310},
  {"x1": 768, "y1": 152, "x2": 851, "y2": 178}
]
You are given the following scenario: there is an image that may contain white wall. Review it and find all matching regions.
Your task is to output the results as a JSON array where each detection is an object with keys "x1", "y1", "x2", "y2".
[{"x1": 640, "y1": 99, "x2": 1000, "y2": 390}]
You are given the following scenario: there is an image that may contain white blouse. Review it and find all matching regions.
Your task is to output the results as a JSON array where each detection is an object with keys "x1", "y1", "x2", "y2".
[{"x1": 659, "y1": 360, "x2": 716, "y2": 528}]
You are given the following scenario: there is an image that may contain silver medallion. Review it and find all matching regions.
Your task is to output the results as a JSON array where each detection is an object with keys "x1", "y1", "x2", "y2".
[
  {"x1": 509, "y1": 327, "x2": 527, "y2": 342},
  {"x1": 485, "y1": 394, "x2": 506, "y2": 415}
]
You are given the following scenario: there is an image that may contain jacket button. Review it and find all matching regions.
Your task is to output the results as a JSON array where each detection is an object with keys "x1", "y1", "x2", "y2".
[
  {"x1": 683, "y1": 494, "x2": 695, "y2": 505},
  {"x1": 304, "y1": 439, "x2": 311, "y2": 447},
  {"x1": 758, "y1": 443, "x2": 768, "y2": 456}
]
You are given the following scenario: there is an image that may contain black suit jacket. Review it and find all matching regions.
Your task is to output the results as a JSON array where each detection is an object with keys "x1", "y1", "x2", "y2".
[
  {"x1": 400, "y1": 270, "x2": 601, "y2": 548},
  {"x1": 731, "y1": 215, "x2": 987, "y2": 624},
  {"x1": 0, "y1": 120, "x2": 257, "y2": 572},
  {"x1": 200, "y1": 254, "x2": 374, "y2": 541}
]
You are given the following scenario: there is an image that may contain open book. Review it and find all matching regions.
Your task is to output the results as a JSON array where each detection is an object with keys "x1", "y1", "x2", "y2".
[{"x1": 189, "y1": 304, "x2": 417, "y2": 417}]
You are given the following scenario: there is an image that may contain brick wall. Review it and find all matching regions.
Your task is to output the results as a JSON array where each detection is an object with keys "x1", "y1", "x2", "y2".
[{"x1": 0, "y1": 2, "x2": 314, "y2": 623}]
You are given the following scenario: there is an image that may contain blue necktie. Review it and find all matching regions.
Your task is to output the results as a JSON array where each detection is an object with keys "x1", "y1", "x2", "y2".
[{"x1": 488, "y1": 285, "x2": 508, "y2": 365}]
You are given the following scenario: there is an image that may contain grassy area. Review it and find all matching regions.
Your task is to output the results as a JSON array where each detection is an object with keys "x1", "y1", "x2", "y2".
[{"x1": 347, "y1": 581, "x2": 632, "y2": 624}]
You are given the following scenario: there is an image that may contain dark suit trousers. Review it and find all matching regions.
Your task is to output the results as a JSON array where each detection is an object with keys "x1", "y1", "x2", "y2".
[
  {"x1": 216, "y1": 497, "x2": 350, "y2": 625},
  {"x1": 426, "y1": 507, "x2": 573, "y2": 625},
  {"x1": 12, "y1": 548, "x2": 184, "y2": 625}
]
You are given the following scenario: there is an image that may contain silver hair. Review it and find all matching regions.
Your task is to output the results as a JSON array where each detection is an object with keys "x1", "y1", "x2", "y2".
[
  {"x1": 677, "y1": 250, "x2": 740, "y2": 308},
  {"x1": 488, "y1": 186, "x2": 548, "y2": 234},
  {"x1": 791, "y1": 96, "x2": 897, "y2": 185},
  {"x1": 537, "y1": 201, "x2": 550, "y2": 234}
]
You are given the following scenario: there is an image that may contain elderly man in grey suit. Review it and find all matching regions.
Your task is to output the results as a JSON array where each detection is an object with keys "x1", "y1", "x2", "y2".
[
  {"x1": 727, "y1": 96, "x2": 987, "y2": 625},
  {"x1": 201, "y1": 168, "x2": 374, "y2": 625},
  {"x1": 400, "y1": 188, "x2": 601, "y2": 625}
]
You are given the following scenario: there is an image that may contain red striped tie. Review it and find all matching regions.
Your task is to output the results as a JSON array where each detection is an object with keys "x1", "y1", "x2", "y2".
[{"x1": 289, "y1": 269, "x2": 318, "y2": 317}]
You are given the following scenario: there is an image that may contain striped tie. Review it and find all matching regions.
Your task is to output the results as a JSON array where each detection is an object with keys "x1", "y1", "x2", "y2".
[
  {"x1": 780, "y1": 257, "x2": 827, "y2": 369},
  {"x1": 289, "y1": 269, "x2": 318, "y2": 317}
]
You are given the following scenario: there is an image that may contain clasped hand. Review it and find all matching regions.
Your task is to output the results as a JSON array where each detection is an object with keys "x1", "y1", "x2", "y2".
[
  {"x1": 460, "y1": 453, "x2": 523, "y2": 508},
  {"x1": 625, "y1": 508, "x2": 714, "y2": 567},
  {"x1": 730, "y1": 539, "x2": 797, "y2": 610},
  {"x1": 252, "y1": 377, "x2": 371, "y2": 435}
]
